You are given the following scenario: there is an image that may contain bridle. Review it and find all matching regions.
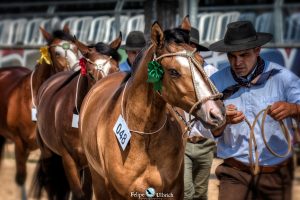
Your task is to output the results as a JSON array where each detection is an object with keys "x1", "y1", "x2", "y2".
[
  {"x1": 49, "y1": 41, "x2": 79, "y2": 71},
  {"x1": 84, "y1": 56, "x2": 112, "y2": 80},
  {"x1": 154, "y1": 48, "x2": 223, "y2": 135},
  {"x1": 120, "y1": 47, "x2": 222, "y2": 135}
]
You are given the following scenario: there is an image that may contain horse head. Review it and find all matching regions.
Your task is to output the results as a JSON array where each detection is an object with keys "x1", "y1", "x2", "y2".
[
  {"x1": 74, "y1": 33, "x2": 122, "y2": 81},
  {"x1": 146, "y1": 17, "x2": 226, "y2": 130},
  {"x1": 39, "y1": 25, "x2": 79, "y2": 72}
]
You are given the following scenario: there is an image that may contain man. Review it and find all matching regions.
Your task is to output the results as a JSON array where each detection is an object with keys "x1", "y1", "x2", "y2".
[
  {"x1": 119, "y1": 30, "x2": 146, "y2": 73},
  {"x1": 195, "y1": 21, "x2": 300, "y2": 200},
  {"x1": 184, "y1": 27, "x2": 218, "y2": 200}
]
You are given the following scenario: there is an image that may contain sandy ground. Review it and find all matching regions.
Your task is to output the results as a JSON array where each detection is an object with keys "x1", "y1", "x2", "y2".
[{"x1": 0, "y1": 143, "x2": 300, "y2": 200}]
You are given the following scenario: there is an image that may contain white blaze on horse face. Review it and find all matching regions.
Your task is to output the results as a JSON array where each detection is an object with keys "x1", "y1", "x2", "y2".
[
  {"x1": 175, "y1": 51, "x2": 221, "y2": 123},
  {"x1": 55, "y1": 41, "x2": 79, "y2": 70},
  {"x1": 94, "y1": 58, "x2": 112, "y2": 77},
  {"x1": 175, "y1": 51, "x2": 212, "y2": 98}
]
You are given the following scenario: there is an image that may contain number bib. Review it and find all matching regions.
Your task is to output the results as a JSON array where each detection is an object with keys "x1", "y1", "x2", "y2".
[
  {"x1": 72, "y1": 114, "x2": 79, "y2": 128},
  {"x1": 31, "y1": 107, "x2": 37, "y2": 121},
  {"x1": 113, "y1": 115, "x2": 131, "y2": 150}
]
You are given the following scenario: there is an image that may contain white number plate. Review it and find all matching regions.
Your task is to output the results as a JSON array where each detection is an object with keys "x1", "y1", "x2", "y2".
[
  {"x1": 113, "y1": 115, "x2": 131, "y2": 151},
  {"x1": 72, "y1": 114, "x2": 79, "y2": 128},
  {"x1": 31, "y1": 107, "x2": 37, "y2": 121}
]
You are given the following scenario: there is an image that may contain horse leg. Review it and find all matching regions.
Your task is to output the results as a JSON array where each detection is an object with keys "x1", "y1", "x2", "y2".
[
  {"x1": 0, "y1": 135, "x2": 6, "y2": 166},
  {"x1": 61, "y1": 152, "x2": 85, "y2": 200},
  {"x1": 89, "y1": 165, "x2": 110, "y2": 200},
  {"x1": 14, "y1": 136, "x2": 29, "y2": 186},
  {"x1": 80, "y1": 167, "x2": 93, "y2": 200}
]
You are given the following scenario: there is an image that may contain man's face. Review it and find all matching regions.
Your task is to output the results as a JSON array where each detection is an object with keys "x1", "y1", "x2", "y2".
[
  {"x1": 127, "y1": 49, "x2": 140, "y2": 65},
  {"x1": 227, "y1": 47, "x2": 261, "y2": 77}
]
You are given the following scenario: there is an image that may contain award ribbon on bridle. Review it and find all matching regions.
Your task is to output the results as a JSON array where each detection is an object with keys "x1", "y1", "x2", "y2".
[
  {"x1": 147, "y1": 61, "x2": 164, "y2": 92},
  {"x1": 37, "y1": 46, "x2": 52, "y2": 65}
]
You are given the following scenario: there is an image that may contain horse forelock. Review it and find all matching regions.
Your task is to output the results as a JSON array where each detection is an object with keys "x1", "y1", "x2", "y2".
[
  {"x1": 48, "y1": 30, "x2": 74, "y2": 45},
  {"x1": 91, "y1": 42, "x2": 121, "y2": 62}
]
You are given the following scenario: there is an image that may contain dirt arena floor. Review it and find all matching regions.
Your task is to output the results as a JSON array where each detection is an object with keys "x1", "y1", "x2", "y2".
[{"x1": 0, "y1": 143, "x2": 300, "y2": 200}]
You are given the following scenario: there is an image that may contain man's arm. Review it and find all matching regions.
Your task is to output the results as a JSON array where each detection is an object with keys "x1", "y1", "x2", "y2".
[{"x1": 269, "y1": 102, "x2": 300, "y2": 121}]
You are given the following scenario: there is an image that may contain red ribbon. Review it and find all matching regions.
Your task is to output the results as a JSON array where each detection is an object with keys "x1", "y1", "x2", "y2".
[{"x1": 79, "y1": 57, "x2": 87, "y2": 76}]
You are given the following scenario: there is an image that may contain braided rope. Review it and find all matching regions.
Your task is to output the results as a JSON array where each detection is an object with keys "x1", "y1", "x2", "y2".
[{"x1": 242, "y1": 105, "x2": 291, "y2": 175}]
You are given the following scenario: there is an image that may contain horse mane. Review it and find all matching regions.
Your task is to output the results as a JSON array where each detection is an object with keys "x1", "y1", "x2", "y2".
[
  {"x1": 163, "y1": 27, "x2": 190, "y2": 44},
  {"x1": 89, "y1": 42, "x2": 121, "y2": 62},
  {"x1": 132, "y1": 27, "x2": 190, "y2": 76}
]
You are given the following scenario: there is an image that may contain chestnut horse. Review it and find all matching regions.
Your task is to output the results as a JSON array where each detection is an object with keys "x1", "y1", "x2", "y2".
[
  {"x1": 31, "y1": 35, "x2": 122, "y2": 200},
  {"x1": 0, "y1": 25, "x2": 79, "y2": 190},
  {"x1": 79, "y1": 17, "x2": 226, "y2": 200}
]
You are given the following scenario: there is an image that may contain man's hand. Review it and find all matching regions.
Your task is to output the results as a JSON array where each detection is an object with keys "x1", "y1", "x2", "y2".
[
  {"x1": 211, "y1": 104, "x2": 244, "y2": 137},
  {"x1": 226, "y1": 104, "x2": 245, "y2": 124},
  {"x1": 269, "y1": 101, "x2": 298, "y2": 121}
]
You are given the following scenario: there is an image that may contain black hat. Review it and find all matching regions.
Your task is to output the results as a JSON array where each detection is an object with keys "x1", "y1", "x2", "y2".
[
  {"x1": 123, "y1": 31, "x2": 146, "y2": 51},
  {"x1": 209, "y1": 21, "x2": 273, "y2": 52},
  {"x1": 190, "y1": 27, "x2": 209, "y2": 51}
]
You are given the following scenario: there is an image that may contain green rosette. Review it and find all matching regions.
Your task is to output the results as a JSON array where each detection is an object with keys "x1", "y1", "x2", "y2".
[{"x1": 147, "y1": 61, "x2": 164, "y2": 92}]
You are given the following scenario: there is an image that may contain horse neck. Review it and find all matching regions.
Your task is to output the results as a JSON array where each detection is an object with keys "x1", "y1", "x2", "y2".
[
  {"x1": 32, "y1": 62, "x2": 54, "y2": 99},
  {"x1": 74, "y1": 74, "x2": 95, "y2": 113},
  {"x1": 123, "y1": 45, "x2": 167, "y2": 132}
]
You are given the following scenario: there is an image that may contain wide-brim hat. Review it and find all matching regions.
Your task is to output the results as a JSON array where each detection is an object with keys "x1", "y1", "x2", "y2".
[
  {"x1": 209, "y1": 21, "x2": 273, "y2": 52},
  {"x1": 121, "y1": 31, "x2": 146, "y2": 51},
  {"x1": 190, "y1": 27, "x2": 209, "y2": 51}
]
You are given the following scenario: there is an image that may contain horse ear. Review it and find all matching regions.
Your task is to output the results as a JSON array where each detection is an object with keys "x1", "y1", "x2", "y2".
[
  {"x1": 63, "y1": 24, "x2": 70, "y2": 34},
  {"x1": 180, "y1": 15, "x2": 191, "y2": 32},
  {"x1": 40, "y1": 27, "x2": 53, "y2": 43},
  {"x1": 110, "y1": 32, "x2": 122, "y2": 50},
  {"x1": 151, "y1": 22, "x2": 164, "y2": 48},
  {"x1": 74, "y1": 39, "x2": 90, "y2": 57}
]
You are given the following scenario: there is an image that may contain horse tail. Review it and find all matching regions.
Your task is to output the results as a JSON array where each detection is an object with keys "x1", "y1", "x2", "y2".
[
  {"x1": 0, "y1": 135, "x2": 6, "y2": 165},
  {"x1": 30, "y1": 154, "x2": 70, "y2": 200}
]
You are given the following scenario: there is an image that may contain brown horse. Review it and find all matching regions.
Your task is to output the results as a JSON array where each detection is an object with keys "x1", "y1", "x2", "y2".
[
  {"x1": 79, "y1": 17, "x2": 226, "y2": 200},
  {"x1": 31, "y1": 35, "x2": 122, "y2": 200},
  {"x1": 0, "y1": 25, "x2": 79, "y2": 189}
]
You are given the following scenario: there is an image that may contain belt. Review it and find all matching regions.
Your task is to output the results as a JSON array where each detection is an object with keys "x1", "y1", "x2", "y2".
[
  {"x1": 223, "y1": 158, "x2": 290, "y2": 174},
  {"x1": 187, "y1": 136, "x2": 206, "y2": 144}
]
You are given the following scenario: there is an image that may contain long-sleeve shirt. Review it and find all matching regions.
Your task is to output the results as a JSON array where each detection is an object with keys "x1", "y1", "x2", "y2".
[{"x1": 194, "y1": 60, "x2": 300, "y2": 166}]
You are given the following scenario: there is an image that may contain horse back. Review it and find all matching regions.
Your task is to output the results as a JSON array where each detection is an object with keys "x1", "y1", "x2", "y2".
[
  {"x1": 0, "y1": 67, "x2": 31, "y2": 132},
  {"x1": 37, "y1": 71, "x2": 77, "y2": 153}
]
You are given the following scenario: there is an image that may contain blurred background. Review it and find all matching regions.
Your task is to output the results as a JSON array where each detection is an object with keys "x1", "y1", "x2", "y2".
[{"x1": 0, "y1": 0, "x2": 299, "y2": 77}]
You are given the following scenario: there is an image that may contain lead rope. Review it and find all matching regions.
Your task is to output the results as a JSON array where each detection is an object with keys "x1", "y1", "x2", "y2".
[
  {"x1": 242, "y1": 105, "x2": 291, "y2": 175},
  {"x1": 121, "y1": 81, "x2": 168, "y2": 135},
  {"x1": 30, "y1": 70, "x2": 37, "y2": 108}
]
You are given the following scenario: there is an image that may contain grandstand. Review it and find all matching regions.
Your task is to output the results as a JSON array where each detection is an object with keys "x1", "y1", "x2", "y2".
[{"x1": 0, "y1": 0, "x2": 299, "y2": 74}]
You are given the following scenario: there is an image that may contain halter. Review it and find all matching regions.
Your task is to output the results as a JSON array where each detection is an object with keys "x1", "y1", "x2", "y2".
[
  {"x1": 155, "y1": 49, "x2": 223, "y2": 135},
  {"x1": 85, "y1": 56, "x2": 112, "y2": 80},
  {"x1": 49, "y1": 41, "x2": 79, "y2": 70}
]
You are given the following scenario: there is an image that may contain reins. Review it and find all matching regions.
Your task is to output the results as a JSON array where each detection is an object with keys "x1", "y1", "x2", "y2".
[{"x1": 239, "y1": 105, "x2": 291, "y2": 175}]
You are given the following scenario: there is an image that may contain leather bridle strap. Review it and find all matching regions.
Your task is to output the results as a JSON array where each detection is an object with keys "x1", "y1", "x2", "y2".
[{"x1": 155, "y1": 49, "x2": 223, "y2": 135}]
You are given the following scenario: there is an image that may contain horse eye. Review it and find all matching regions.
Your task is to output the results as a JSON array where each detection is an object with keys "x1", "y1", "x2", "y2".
[{"x1": 168, "y1": 69, "x2": 180, "y2": 78}]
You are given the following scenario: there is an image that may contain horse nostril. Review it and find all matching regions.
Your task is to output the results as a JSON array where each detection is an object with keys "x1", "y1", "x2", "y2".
[{"x1": 209, "y1": 109, "x2": 222, "y2": 122}]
